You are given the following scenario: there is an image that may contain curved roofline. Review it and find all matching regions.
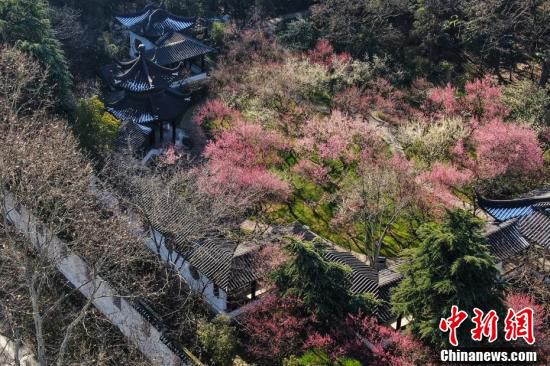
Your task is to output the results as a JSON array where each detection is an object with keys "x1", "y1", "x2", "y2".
[
  {"x1": 114, "y1": 4, "x2": 157, "y2": 19},
  {"x1": 116, "y1": 5, "x2": 196, "y2": 38},
  {"x1": 477, "y1": 193, "x2": 550, "y2": 209},
  {"x1": 114, "y1": 57, "x2": 140, "y2": 68},
  {"x1": 107, "y1": 52, "x2": 183, "y2": 93},
  {"x1": 107, "y1": 88, "x2": 189, "y2": 106},
  {"x1": 116, "y1": 53, "x2": 181, "y2": 78}
]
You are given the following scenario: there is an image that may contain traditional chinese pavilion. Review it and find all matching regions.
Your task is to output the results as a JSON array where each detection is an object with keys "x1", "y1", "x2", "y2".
[
  {"x1": 102, "y1": 5, "x2": 214, "y2": 150},
  {"x1": 102, "y1": 46, "x2": 190, "y2": 146},
  {"x1": 116, "y1": 5, "x2": 213, "y2": 73}
]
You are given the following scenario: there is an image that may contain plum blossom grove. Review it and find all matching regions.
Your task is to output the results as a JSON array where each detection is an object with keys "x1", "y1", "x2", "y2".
[
  {"x1": 1, "y1": 2, "x2": 549, "y2": 365},
  {"x1": 421, "y1": 78, "x2": 544, "y2": 203},
  {"x1": 190, "y1": 34, "x2": 548, "y2": 364}
]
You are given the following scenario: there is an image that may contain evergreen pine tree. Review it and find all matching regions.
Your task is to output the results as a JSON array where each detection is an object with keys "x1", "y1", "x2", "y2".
[
  {"x1": 391, "y1": 209, "x2": 504, "y2": 347},
  {"x1": 274, "y1": 238, "x2": 379, "y2": 325}
]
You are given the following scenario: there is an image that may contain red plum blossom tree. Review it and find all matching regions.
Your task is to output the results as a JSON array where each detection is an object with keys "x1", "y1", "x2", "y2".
[
  {"x1": 241, "y1": 294, "x2": 317, "y2": 365},
  {"x1": 505, "y1": 293, "x2": 547, "y2": 348},
  {"x1": 426, "y1": 77, "x2": 509, "y2": 121}
]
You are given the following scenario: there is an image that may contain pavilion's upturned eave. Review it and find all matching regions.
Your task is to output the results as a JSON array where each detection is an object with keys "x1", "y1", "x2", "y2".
[
  {"x1": 115, "y1": 6, "x2": 196, "y2": 38},
  {"x1": 148, "y1": 17, "x2": 195, "y2": 37},
  {"x1": 477, "y1": 193, "x2": 550, "y2": 222},
  {"x1": 103, "y1": 53, "x2": 183, "y2": 93},
  {"x1": 106, "y1": 88, "x2": 190, "y2": 126},
  {"x1": 144, "y1": 36, "x2": 214, "y2": 65},
  {"x1": 115, "y1": 11, "x2": 151, "y2": 29}
]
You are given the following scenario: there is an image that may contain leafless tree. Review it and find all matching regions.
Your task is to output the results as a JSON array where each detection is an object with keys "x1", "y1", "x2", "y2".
[
  {"x1": 332, "y1": 160, "x2": 421, "y2": 267},
  {"x1": 49, "y1": 6, "x2": 86, "y2": 47},
  {"x1": 0, "y1": 45, "x2": 159, "y2": 365},
  {"x1": 508, "y1": 245, "x2": 550, "y2": 309},
  {"x1": 0, "y1": 45, "x2": 216, "y2": 365}
]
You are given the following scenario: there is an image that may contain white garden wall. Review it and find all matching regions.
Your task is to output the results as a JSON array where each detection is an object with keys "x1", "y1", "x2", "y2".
[{"x1": 1, "y1": 194, "x2": 190, "y2": 366}]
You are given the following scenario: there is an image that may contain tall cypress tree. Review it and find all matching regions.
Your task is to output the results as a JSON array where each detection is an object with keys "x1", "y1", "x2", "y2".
[
  {"x1": 391, "y1": 209, "x2": 504, "y2": 347},
  {"x1": 273, "y1": 238, "x2": 379, "y2": 326},
  {"x1": 0, "y1": 0, "x2": 73, "y2": 109}
]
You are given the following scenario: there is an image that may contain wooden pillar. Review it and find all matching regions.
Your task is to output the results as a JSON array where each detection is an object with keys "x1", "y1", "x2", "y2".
[
  {"x1": 171, "y1": 121, "x2": 176, "y2": 145},
  {"x1": 149, "y1": 130, "x2": 155, "y2": 148},
  {"x1": 250, "y1": 281, "x2": 257, "y2": 300},
  {"x1": 159, "y1": 122, "x2": 164, "y2": 146},
  {"x1": 396, "y1": 316, "x2": 402, "y2": 330}
]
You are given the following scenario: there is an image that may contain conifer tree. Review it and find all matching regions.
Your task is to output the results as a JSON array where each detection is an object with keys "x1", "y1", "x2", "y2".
[
  {"x1": 391, "y1": 209, "x2": 504, "y2": 347},
  {"x1": 273, "y1": 238, "x2": 379, "y2": 325},
  {"x1": 0, "y1": 0, "x2": 73, "y2": 109}
]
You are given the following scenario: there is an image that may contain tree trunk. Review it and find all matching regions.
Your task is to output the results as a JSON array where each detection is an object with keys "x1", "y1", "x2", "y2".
[
  {"x1": 26, "y1": 266, "x2": 47, "y2": 366},
  {"x1": 540, "y1": 57, "x2": 549, "y2": 87},
  {"x1": 56, "y1": 296, "x2": 93, "y2": 366}
]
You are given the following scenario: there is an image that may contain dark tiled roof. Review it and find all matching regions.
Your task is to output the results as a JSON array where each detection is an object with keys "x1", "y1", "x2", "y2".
[
  {"x1": 116, "y1": 6, "x2": 195, "y2": 38},
  {"x1": 228, "y1": 253, "x2": 260, "y2": 291},
  {"x1": 478, "y1": 193, "x2": 550, "y2": 222},
  {"x1": 323, "y1": 248, "x2": 402, "y2": 322},
  {"x1": 115, "y1": 122, "x2": 151, "y2": 152},
  {"x1": 324, "y1": 250, "x2": 380, "y2": 294},
  {"x1": 130, "y1": 179, "x2": 261, "y2": 292},
  {"x1": 479, "y1": 191, "x2": 550, "y2": 261},
  {"x1": 485, "y1": 220, "x2": 531, "y2": 261},
  {"x1": 145, "y1": 35, "x2": 214, "y2": 65},
  {"x1": 179, "y1": 237, "x2": 259, "y2": 292},
  {"x1": 106, "y1": 88, "x2": 190, "y2": 125},
  {"x1": 518, "y1": 210, "x2": 550, "y2": 249},
  {"x1": 483, "y1": 205, "x2": 533, "y2": 222},
  {"x1": 101, "y1": 54, "x2": 182, "y2": 92}
]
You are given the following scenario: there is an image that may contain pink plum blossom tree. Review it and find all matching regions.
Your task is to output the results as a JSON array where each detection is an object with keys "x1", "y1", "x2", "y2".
[{"x1": 197, "y1": 121, "x2": 290, "y2": 206}]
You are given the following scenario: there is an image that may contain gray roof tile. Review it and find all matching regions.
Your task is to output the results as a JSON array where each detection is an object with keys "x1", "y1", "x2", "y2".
[{"x1": 115, "y1": 6, "x2": 195, "y2": 38}]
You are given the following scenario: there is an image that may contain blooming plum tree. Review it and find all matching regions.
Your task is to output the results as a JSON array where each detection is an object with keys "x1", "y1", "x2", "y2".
[
  {"x1": 419, "y1": 78, "x2": 544, "y2": 203},
  {"x1": 308, "y1": 39, "x2": 351, "y2": 68},
  {"x1": 198, "y1": 121, "x2": 290, "y2": 205},
  {"x1": 193, "y1": 99, "x2": 240, "y2": 130},
  {"x1": 296, "y1": 111, "x2": 378, "y2": 174},
  {"x1": 344, "y1": 313, "x2": 433, "y2": 366},
  {"x1": 471, "y1": 119, "x2": 544, "y2": 179},
  {"x1": 241, "y1": 294, "x2": 316, "y2": 365},
  {"x1": 505, "y1": 293, "x2": 547, "y2": 347},
  {"x1": 426, "y1": 77, "x2": 509, "y2": 121},
  {"x1": 425, "y1": 118, "x2": 544, "y2": 205}
]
